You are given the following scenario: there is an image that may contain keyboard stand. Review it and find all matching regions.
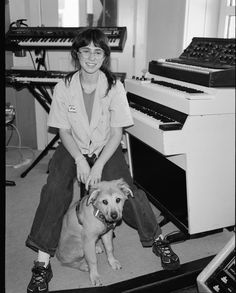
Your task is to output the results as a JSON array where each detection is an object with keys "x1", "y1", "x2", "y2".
[
  {"x1": 21, "y1": 132, "x2": 59, "y2": 178},
  {"x1": 18, "y1": 54, "x2": 60, "y2": 177},
  {"x1": 21, "y1": 80, "x2": 60, "y2": 177},
  {"x1": 6, "y1": 74, "x2": 59, "y2": 178},
  {"x1": 6, "y1": 180, "x2": 16, "y2": 186}
]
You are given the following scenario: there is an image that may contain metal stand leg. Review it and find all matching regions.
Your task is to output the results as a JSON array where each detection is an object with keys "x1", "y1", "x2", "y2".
[
  {"x1": 20, "y1": 133, "x2": 59, "y2": 178},
  {"x1": 6, "y1": 180, "x2": 16, "y2": 186}
]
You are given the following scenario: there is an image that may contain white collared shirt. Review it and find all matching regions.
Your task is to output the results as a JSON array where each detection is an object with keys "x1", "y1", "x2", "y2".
[{"x1": 47, "y1": 70, "x2": 134, "y2": 156}]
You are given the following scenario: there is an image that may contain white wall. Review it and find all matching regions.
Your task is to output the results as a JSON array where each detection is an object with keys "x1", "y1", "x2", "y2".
[
  {"x1": 183, "y1": 0, "x2": 221, "y2": 47},
  {"x1": 146, "y1": 0, "x2": 187, "y2": 65}
]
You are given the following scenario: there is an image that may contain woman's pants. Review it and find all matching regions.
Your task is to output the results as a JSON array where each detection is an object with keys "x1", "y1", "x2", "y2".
[{"x1": 25, "y1": 143, "x2": 161, "y2": 256}]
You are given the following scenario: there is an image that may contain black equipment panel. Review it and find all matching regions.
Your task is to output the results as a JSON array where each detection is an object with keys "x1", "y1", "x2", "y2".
[{"x1": 149, "y1": 37, "x2": 236, "y2": 87}]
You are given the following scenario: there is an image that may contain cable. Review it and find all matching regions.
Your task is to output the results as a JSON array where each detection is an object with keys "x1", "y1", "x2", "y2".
[
  {"x1": 6, "y1": 146, "x2": 35, "y2": 168},
  {"x1": 5, "y1": 123, "x2": 35, "y2": 168},
  {"x1": 6, "y1": 124, "x2": 14, "y2": 146}
]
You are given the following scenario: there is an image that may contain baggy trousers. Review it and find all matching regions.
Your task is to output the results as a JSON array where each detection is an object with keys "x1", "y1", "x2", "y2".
[{"x1": 26, "y1": 143, "x2": 161, "y2": 256}]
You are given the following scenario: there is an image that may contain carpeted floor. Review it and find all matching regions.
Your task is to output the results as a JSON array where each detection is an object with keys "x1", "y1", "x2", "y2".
[{"x1": 5, "y1": 147, "x2": 235, "y2": 292}]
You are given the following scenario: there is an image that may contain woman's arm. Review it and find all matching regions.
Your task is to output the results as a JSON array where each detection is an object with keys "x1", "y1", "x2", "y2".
[
  {"x1": 85, "y1": 126, "x2": 122, "y2": 189},
  {"x1": 59, "y1": 128, "x2": 90, "y2": 184}
]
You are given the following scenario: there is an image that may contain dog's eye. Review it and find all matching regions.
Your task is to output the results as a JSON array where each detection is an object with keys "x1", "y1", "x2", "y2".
[
  {"x1": 116, "y1": 198, "x2": 121, "y2": 203},
  {"x1": 102, "y1": 200, "x2": 108, "y2": 205}
]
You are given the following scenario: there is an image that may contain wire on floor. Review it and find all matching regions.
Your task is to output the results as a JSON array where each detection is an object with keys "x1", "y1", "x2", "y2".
[{"x1": 6, "y1": 123, "x2": 35, "y2": 168}]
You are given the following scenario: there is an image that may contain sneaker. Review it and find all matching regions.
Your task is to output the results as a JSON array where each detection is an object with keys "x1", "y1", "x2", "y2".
[
  {"x1": 27, "y1": 261, "x2": 53, "y2": 293},
  {"x1": 152, "y1": 237, "x2": 180, "y2": 270}
]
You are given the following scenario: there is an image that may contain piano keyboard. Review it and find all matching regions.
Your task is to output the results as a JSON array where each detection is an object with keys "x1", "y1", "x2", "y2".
[
  {"x1": 9, "y1": 75, "x2": 62, "y2": 84},
  {"x1": 18, "y1": 38, "x2": 74, "y2": 48},
  {"x1": 130, "y1": 107, "x2": 183, "y2": 132},
  {"x1": 5, "y1": 69, "x2": 68, "y2": 85},
  {"x1": 130, "y1": 108, "x2": 161, "y2": 130},
  {"x1": 127, "y1": 107, "x2": 184, "y2": 155},
  {"x1": 17, "y1": 36, "x2": 120, "y2": 49},
  {"x1": 127, "y1": 87, "x2": 187, "y2": 132}
]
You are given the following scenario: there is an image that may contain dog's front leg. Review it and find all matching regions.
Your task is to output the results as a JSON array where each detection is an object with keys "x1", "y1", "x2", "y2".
[
  {"x1": 83, "y1": 236, "x2": 102, "y2": 286},
  {"x1": 101, "y1": 229, "x2": 122, "y2": 270}
]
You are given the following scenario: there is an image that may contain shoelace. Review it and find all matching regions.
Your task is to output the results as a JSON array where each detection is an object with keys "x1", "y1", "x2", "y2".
[
  {"x1": 31, "y1": 267, "x2": 47, "y2": 285},
  {"x1": 159, "y1": 245, "x2": 171, "y2": 256},
  {"x1": 154, "y1": 240, "x2": 172, "y2": 256}
]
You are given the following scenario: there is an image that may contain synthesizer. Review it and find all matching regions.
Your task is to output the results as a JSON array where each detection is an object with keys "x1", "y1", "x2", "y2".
[
  {"x1": 5, "y1": 69, "x2": 126, "y2": 86},
  {"x1": 5, "y1": 69, "x2": 68, "y2": 86},
  {"x1": 149, "y1": 37, "x2": 235, "y2": 87},
  {"x1": 125, "y1": 76, "x2": 235, "y2": 236},
  {"x1": 5, "y1": 26, "x2": 127, "y2": 52}
]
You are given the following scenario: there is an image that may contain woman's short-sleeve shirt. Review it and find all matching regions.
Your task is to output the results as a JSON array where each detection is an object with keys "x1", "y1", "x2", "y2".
[{"x1": 47, "y1": 70, "x2": 134, "y2": 156}]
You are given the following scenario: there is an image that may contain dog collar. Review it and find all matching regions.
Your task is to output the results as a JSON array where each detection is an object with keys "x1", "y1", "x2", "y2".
[
  {"x1": 75, "y1": 202, "x2": 116, "y2": 234},
  {"x1": 93, "y1": 205, "x2": 116, "y2": 234}
]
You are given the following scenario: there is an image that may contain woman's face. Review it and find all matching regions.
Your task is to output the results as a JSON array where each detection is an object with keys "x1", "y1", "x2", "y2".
[{"x1": 78, "y1": 42, "x2": 105, "y2": 75}]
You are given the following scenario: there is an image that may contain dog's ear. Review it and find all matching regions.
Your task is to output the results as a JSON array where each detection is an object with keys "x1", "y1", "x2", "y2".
[
  {"x1": 86, "y1": 188, "x2": 100, "y2": 206},
  {"x1": 117, "y1": 178, "x2": 134, "y2": 198}
]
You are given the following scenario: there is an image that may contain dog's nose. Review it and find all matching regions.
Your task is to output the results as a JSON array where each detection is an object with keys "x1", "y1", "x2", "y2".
[{"x1": 110, "y1": 211, "x2": 118, "y2": 220}]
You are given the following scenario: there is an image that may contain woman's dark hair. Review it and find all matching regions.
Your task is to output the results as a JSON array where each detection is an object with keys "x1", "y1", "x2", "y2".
[{"x1": 65, "y1": 28, "x2": 116, "y2": 95}]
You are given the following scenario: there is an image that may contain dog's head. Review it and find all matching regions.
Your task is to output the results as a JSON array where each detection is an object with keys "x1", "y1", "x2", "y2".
[{"x1": 86, "y1": 178, "x2": 133, "y2": 223}]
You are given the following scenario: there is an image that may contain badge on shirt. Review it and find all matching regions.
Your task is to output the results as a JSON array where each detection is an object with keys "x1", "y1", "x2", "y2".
[{"x1": 68, "y1": 105, "x2": 77, "y2": 112}]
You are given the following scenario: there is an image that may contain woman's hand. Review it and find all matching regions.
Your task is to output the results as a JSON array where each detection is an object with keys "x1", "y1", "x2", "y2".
[
  {"x1": 85, "y1": 160, "x2": 104, "y2": 190},
  {"x1": 76, "y1": 157, "x2": 91, "y2": 184}
]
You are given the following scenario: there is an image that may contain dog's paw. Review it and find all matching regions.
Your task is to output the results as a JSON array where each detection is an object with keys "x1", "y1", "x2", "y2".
[
  {"x1": 109, "y1": 258, "x2": 122, "y2": 270},
  {"x1": 95, "y1": 244, "x2": 104, "y2": 254},
  {"x1": 90, "y1": 272, "x2": 102, "y2": 286}
]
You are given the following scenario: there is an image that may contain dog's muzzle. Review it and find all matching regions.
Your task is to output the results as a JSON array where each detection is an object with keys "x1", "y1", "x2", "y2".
[{"x1": 110, "y1": 211, "x2": 118, "y2": 221}]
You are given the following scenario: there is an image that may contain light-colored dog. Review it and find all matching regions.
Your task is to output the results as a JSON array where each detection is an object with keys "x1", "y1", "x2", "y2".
[{"x1": 56, "y1": 178, "x2": 133, "y2": 286}]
